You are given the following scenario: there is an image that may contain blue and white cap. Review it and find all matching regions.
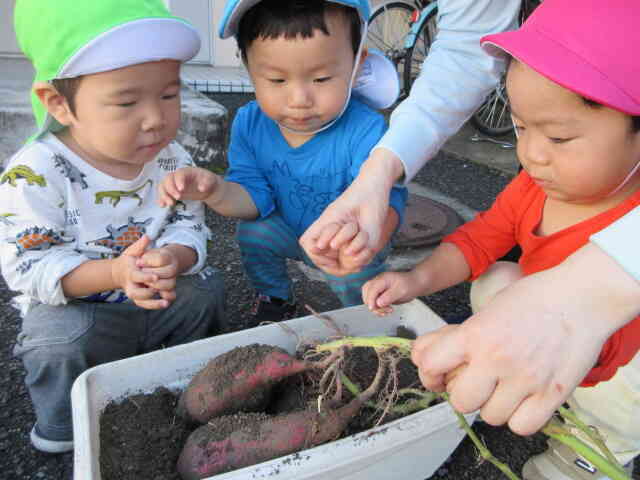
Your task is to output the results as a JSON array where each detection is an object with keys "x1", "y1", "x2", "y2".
[
  {"x1": 219, "y1": 0, "x2": 370, "y2": 39},
  {"x1": 219, "y1": 0, "x2": 399, "y2": 124}
]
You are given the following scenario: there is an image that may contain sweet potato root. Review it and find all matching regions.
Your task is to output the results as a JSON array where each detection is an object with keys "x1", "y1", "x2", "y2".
[
  {"x1": 176, "y1": 354, "x2": 385, "y2": 480},
  {"x1": 178, "y1": 344, "x2": 332, "y2": 424}
]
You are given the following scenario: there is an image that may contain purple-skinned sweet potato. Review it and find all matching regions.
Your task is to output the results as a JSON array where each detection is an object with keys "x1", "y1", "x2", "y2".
[
  {"x1": 178, "y1": 344, "x2": 320, "y2": 424},
  {"x1": 177, "y1": 392, "x2": 370, "y2": 479},
  {"x1": 176, "y1": 353, "x2": 385, "y2": 479}
]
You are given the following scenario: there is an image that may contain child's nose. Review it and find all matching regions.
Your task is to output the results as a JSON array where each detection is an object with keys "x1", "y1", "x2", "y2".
[
  {"x1": 141, "y1": 103, "x2": 166, "y2": 131},
  {"x1": 519, "y1": 135, "x2": 550, "y2": 167},
  {"x1": 288, "y1": 85, "x2": 313, "y2": 108}
]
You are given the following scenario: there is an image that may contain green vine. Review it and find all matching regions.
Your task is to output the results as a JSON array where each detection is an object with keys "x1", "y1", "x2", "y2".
[{"x1": 316, "y1": 336, "x2": 632, "y2": 480}]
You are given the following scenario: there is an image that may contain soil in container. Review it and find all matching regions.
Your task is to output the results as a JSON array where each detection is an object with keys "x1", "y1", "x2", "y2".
[{"x1": 99, "y1": 330, "x2": 431, "y2": 480}]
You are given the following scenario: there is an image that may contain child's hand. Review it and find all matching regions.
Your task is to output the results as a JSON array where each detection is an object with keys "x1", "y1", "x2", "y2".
[
  {"x1": 112, "y1": 235, "x2": 169, "y2": 310},
  {"x1": 158, "y1": 167, "x2": 221, "y2": 207},
  {"x1": 135, "y1": 246, "x2": 180, "y2": 303},
  {"x1": 305, "y1": 222, "x2": 375, "y2": 277},
  {"x1": 334, "y1": 222, "x2": 376, "y2": 272},
  {"x1": 362, "y1": 271, "x2": 420, "y2": 316}
]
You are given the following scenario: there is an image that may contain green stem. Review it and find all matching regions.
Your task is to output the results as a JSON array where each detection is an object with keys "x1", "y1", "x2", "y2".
[
  {"x1": 317, "y1": 336, "x2": 629, "y2": 480},
  {"x1": 439, "y1": 393, "x2": 521, "y2": 480},
  {"x1": 339, "y1": 373, "x2": 435, "y2": 416},
  {"x1": 316, "y1": 336, "x2": 413, "y2": 355},
  {"x1": 556, "y1": 406, "x2": 621, "y2": 468},
  {"x1": 542, "y1": 424, "x2": 630, "y2": 480}
]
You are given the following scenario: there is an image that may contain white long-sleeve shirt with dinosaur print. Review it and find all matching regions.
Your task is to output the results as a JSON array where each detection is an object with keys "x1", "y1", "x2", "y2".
[{"x1": 0, "y1": 133, "x2": 210, "y2": 316}]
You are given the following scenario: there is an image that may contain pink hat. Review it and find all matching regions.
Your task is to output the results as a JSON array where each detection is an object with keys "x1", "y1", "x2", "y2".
[{"x1": 481, "y1": 0, "x2": 640, "y2": 116}]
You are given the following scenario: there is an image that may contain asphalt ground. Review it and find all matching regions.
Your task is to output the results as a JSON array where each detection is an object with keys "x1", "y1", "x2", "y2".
[{"x1": 2, "y1": 92, "x2": 637, "y2": 479}]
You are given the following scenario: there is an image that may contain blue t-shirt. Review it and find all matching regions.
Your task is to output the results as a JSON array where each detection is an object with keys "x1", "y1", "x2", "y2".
[{"x1": 225, "y1": 99, "x2": 407, "y2": 237}]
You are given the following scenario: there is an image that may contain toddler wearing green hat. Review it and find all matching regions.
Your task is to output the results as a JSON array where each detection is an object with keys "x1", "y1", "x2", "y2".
[{"x1": 0, "y1": 0, "x2": 226, "y2": 453}]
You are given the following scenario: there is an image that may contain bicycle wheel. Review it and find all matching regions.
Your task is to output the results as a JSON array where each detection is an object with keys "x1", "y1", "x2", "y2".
[
  {"x1": 367, "y1": 2, "x2": 414, "y2": 99},
  {"x1": 470, "y1": 1, "x2": 544, "y2": 137},
  {"x1": 403, "y1": 5, "x2": 438, "y2": 96},
  {"x1": 471, "y1": 77, "x2": 513, "y2": 136}
]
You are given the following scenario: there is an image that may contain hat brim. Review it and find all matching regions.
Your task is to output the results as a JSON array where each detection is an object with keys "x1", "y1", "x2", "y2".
[
  {"x1": 482, "y1": 28, "x2": 640, "y2": 116},
  {"x1": 61, "y1": 18, "x2": 200, "y2": 78},
  {"x1": 352, "y1": 49, "x2": 400, "y2": 109},
  {"x1": 31, "y1": 18, "x2": 200, "y2": 141},
  {"x1": 219, "y1": 0, "x2": 370, "y2": 39}
]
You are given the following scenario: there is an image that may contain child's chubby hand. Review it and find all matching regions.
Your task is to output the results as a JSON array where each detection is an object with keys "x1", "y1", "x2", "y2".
[
  {"x1": 305, "y1": 222, "x2": 375, "y2": 277},
  {"x1": 112, "y1": 235, "x2": 170, "y2": 310},
  {"x1": 362, "y1": 270, "x2": 421, "y2": 316},
  {"x1": 135, "y1": 246, "x2": 180, "y2": 303},
  {"x1": 158, "y1": 166, "x2": 222, "y2": 207}
]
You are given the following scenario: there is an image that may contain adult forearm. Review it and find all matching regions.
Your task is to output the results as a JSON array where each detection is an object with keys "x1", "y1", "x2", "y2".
[
  {"x1": 558, "y1": 243, "x2": 640, "y2": 334},
  {"x1": 205, "y1": 181, "x2": 259, "y2": 219},
  {"x1": 357, "y1": 147, "x2": 405, "y2": 190}
]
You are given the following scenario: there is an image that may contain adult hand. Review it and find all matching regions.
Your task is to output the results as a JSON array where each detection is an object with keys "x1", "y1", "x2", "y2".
[
  {"x1": 300, "y1": 148, "x2": 404, "y2": 273},
  {"x1": 411, "y1": 243, "x2": 640, "y2": 435},
  {"x1": 305, "y1": 222, "x2": 376, "y2": 277}
]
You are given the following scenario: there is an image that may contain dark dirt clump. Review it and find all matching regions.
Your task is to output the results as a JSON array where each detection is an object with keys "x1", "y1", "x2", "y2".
[{"x1": 99, "y1": 387, "x2": 191, "y2": 480}]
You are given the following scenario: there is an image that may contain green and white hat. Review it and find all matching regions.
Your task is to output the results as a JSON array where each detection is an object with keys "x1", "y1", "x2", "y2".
[{"x1": 14, "y1": 0, "x2": 201, "y2": 141}]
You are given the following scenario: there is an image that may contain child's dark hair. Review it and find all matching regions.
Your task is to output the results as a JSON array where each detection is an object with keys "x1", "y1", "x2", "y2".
[
  {"x1": 236, "y1": 0, "x2": 361, "y2": 62},
  {"x1": 582, "y1": 97, "x2": 640, "y2": 132},
  {"x1": 51, "y1": 77, "x2": 83, "y2": 116}
]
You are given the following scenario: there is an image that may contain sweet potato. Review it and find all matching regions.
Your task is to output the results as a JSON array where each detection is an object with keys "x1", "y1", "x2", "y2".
[
  {"x1": 178, "y1": 344, "x2": 317, "y2": 423},
  {"x1": 177, "y1": 390, "x2": 372, "y2": 479},
  {"x1": 176, "y1": 355, "x2": 385, "y2": 479}
]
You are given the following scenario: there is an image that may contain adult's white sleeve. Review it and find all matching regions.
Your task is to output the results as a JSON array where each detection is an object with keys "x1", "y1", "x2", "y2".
[
  {"x1": 375, "y1": 0, "x2": 520, "y2": 183},
  {"x1": 590, "y1": 207, "x2": 640, "y2": 283}
]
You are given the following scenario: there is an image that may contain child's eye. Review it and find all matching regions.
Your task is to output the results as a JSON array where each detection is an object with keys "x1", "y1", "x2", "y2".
[
  {"x1": 550, "y1": 137, "x2": 572, "y2": 144},
  {"x1": 314, "y1": 77, "x2": 332, "y2": 83},
  {"x1": 162, "y1": 94, "x2": 179, "y2": 100},
  {"x1": 268, "y1": 78, "x2": 285, "y2": 84},
  {"x1": 117, "y1": 102, "x2": 136, "y2": 107}
]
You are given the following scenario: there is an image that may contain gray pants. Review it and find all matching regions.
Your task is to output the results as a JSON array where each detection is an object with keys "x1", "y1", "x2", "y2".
[{"x1": 13, "y1": 266, "x2": 226, "y2": 441}]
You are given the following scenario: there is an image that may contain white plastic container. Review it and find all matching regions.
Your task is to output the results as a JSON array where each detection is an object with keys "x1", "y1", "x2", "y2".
[{"x1": 71, "y1": 299, "x2": 474, "y2": 480}]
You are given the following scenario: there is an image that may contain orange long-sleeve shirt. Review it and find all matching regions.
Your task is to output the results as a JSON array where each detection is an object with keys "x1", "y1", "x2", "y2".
[{"x1": 443, "y1": 171, "x2": 640, "y2": 387}]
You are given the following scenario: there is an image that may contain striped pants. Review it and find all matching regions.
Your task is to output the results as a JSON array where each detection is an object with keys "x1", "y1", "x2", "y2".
[{"x1": 236, "y1": 213, "x2": 390, "y2": 307}]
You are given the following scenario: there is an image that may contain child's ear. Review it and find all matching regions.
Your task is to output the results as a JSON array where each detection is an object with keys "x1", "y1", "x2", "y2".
[
  {"x1": 32, "y1": 82, "x2": 75, "y2": 126},
  {"x1": 358, "y1": 48, "x2": 368, "y2": 69}
]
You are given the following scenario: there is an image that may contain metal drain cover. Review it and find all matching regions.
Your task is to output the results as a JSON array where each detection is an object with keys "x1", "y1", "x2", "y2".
[{"x1": 394, "y1": 194, "x2": 464, "y2": 248}]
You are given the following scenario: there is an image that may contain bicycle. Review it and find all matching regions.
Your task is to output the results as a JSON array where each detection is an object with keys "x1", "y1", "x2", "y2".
[
  {"x1": 469, "y1": 0, "x2": 541, "y2": 136},
  {"x1": 366, "y1": 0, "x2": 437, "y2": 100},
  {"x1": 366, "y1": 0, "x2": 540, "y2": 136}
]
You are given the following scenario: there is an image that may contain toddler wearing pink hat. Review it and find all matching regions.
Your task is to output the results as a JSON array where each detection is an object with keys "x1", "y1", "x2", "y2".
[{"x1": 364, "y1": 1, "x2": 640, "y2": 478}]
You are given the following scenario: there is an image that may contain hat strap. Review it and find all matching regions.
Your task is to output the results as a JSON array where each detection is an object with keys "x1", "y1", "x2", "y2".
[{"x1": 607, "y1": 156, "x2": 640, "y2": 198}]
